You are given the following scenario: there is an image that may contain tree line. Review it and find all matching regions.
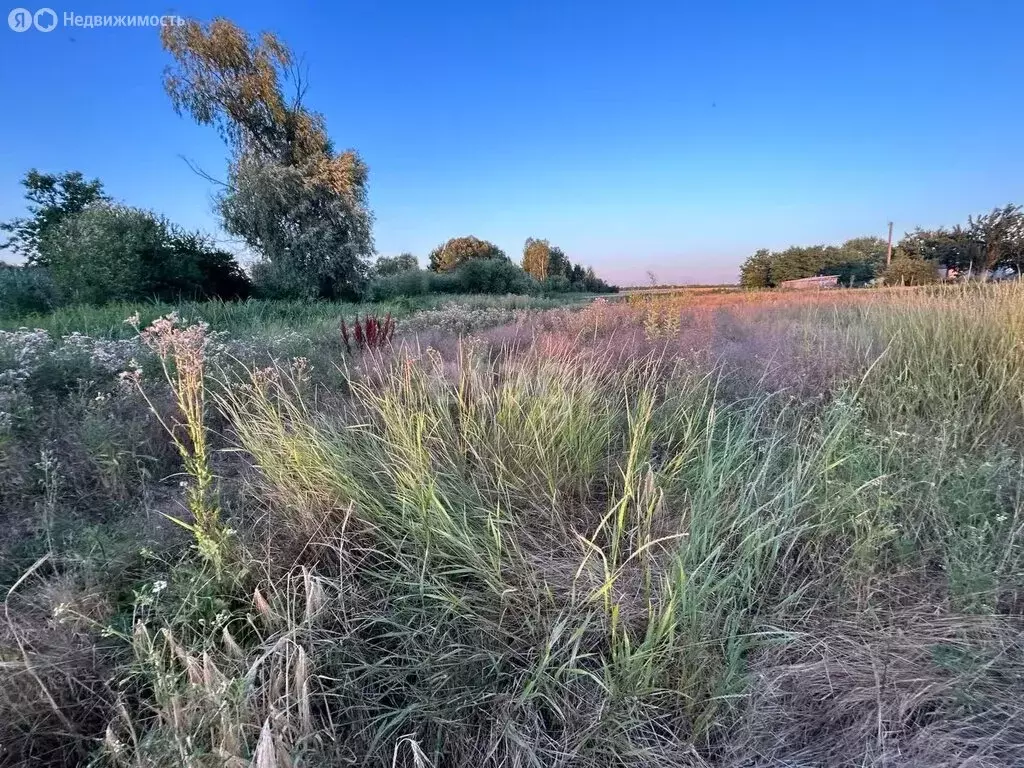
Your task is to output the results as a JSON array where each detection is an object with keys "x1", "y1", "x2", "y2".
[
  {"x1": 365, "y1": 236, "x2": 614, "y2": 301},
  {"x1": 740, "y1": 204, "x2": 1024, "y2": 288},
  {"x1": 0, "y1": 17, "x2": 615, "y2": 315}
]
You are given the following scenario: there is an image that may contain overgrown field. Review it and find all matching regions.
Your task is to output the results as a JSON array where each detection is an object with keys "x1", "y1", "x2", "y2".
[{"x1": 2, "y1": 286, "x2": 1023, "y2": 767}]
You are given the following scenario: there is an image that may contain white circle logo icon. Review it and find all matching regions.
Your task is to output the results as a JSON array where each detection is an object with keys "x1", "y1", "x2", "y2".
[
  {"x1": 8, "y1": 7, "x2": 33, "y2": 31},
  {"x1": 34, "y1": 7, "x2": 57, "y2": 31}
]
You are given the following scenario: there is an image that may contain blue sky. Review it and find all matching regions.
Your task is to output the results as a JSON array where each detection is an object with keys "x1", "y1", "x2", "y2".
[{"x1": 1, "y1": 0, "x2": 1022, "y2": 284}]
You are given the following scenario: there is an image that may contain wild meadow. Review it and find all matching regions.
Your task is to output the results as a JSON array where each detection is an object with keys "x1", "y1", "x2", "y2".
[{"x1": 1, "y1": 286, "x2": 1023, "y2": 767}]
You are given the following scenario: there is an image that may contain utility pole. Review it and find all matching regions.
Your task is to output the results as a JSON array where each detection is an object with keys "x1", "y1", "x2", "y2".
[{"x1": 886, "y1": 221, "x2": 894, "y2": 266}]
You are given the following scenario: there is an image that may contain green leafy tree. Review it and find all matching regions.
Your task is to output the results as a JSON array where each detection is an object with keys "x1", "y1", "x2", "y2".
[
  {"x1": 547, "y1": 246, "x2": 571, "y2": 279},
  {"x1": 739, "y1": 249, "x2": 774, "y2": 288},
  {"x1": 826, "y1": 236, "x2": 888, "y2": 285},
  {"x1": 882, "y1": 256, "x2": 939, "y2": 286},
  {"x1": 522, "y1": 238, "x2": 551, "y2": 281},
  {"x1": 830, "y1": 259, "x2": 877, "y2": 286},
  {"x1": 769, "y1": 245, "x2": 838, "y2": 283},
  {"x1": 582, "y1": 266, "x2": 615, "y2": 293},
  {"x1": 967, "y1": 204, "x2": 1024, "y2": 273},
  {"x1": 0, "y1": 169, "x2": 108, "y2": 265},
  {"x1": 740, "y1": 236, "x2": 890, "y2": 288},
  {"x1": 162, "y1": 18, "x2": 373, "y2": 299},
  {"x1": 545, "y1": 274, "x2": 571, "y2": 292},
  {"x1": 836, "y1": 236, "x2": 887, "y2": 262},
  {"x1": 219, "y1": 155, "x2": 371, "y2": 299},
  {"x1": 372, "y1": 252, "x2": 418, "y2": 278},
  {"x1": 897, "y1": 227, "x2": 978, "y2": 271},
  {"x1": 428, "y1": 236, "x2": 507, "y2": 272}
]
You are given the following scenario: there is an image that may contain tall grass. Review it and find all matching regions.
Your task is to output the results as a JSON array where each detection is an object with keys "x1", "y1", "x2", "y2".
[
  {"x1": 0, "y1": 294, "x2": 587, "y2": 339},
  {"x1": 6, "y1": 284, "x2": 1024, "y2": 767},
  {"x1": 120, "y1": 283, "x2": 1024, "y2": 764}
]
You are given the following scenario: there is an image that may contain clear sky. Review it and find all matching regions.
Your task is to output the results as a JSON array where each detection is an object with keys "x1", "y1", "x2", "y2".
[{"x1": 1, "y1": 0, "x2": 1022, "y2": 284}]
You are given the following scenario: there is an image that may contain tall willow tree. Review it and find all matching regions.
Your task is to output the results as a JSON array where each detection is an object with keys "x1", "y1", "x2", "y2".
[{"x1": 161, "y1": 18, "x2": 373, "y2": 299}]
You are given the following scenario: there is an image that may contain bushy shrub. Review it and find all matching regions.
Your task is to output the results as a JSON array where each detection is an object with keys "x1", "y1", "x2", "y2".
[
  {"x1": 47, "y1": 205, "x2": 159, "y2": 304},
  {"x1": 367, "y1": 262, "x2": 538, "y2": 299},
  {"x1": 0, "y1": 266, "x2": 58, "y2": 317},
  {"x1": 47, "y1": 204, "x2": 250, "y2": 304},
  {"x1": 544, "y1": 274, "x2": 571, "y2": 293},
  {"x1": 542, "y1": 269, "x2": 616, "y2": 294},
  {"x1": 456, "y1": 258, "x2": 539, "y2": 295},
  {"x1": 249, "y1": 258, "x2": 313, "y2": 300},
  {"x1": 365, "y1": 268, "x2": 430, "y2": 301},
  {"x1": 172, "y1": 231, "x2": 251, "y2": 300},
  {"x1": 428, "y1": 269, "x2": 463, "y2": 294}
]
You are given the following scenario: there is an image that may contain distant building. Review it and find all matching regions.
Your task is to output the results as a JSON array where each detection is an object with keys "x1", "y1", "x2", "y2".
[
  {"x1": 937, "y1": 264, "x2": 1019, "y2": 282},
  {"x1": 780, "y1": 275, "x2": 840, "y2": 290}
]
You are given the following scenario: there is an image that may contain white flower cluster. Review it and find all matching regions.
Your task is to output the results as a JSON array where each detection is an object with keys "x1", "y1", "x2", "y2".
[
  {"x1": 0, "y1": 328, "x2": 144, "y2": 433},
  {"x1": 400, "y1": 304, "x2": 533, "y2": 335},
  {"x1": 0, "y1": 328, "x2": 141, "y2": 375},
  {"x1": 59, "y1": 332, "x2": 140, "y2": 373}
]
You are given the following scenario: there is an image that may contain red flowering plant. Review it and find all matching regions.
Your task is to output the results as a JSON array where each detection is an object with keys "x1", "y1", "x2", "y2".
[{"x1": 341, "y1": 313, "x2": 395, "y2": 354}]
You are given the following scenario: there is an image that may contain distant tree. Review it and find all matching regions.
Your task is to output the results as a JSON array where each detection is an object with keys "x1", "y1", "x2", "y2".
[
  {"x1": 582, "y1": 265, "x2": 615, "y2": 293},
  {"x1": 372, "y1": 252, "x2": 418, "y2": 278},
  {"x1": 740, "y1": 236, "x2": 888, "y2": 287},
  {"x1": 428, "y1": 236, "x2": 507, "y2": 272},
  {"x1": 768, "y1": 245, "x2": 835, "y2": 283},
  {"x1": 837, "y1": 236, "x2": 888, "y2": 263},
  {"x1": 519, "y1": 238, "x2": 612, "y2": 292},
  {"x1": 825, "y1": 237, "x2": 888, "y2": 285},
  {"x1": 739, "y1": 248, "x2": 773, "y2": 288},
  {"x1": 544, "y1": 274, "x2": 571, "y2": 293},
  {"x1": 0, "y1": 169, "x2": 108, "y2": 266},
  {"x1": 897, "y1": 227, "x2": 977, "y2": 272},
  {"x1": 161, "y1": 18, "x2": 373, "y2": 299},
  {"x1": 830, "y1": 259, "x2": 877, "y2": 286},
  {"x1": 457, "y1": 258, "x2": 539, "y2": 295},
  {"x1": 968, "y1": 204, "x2": 1024, "y2": 273},
  {"x1": 547, "y1": 246, "x2": 571, "y2": 279},
  {"x1": 522, "y1": 238, "x2": 550, "y2": 281},
  {"x1": 882, "y1": 256, "x2": 939, "y2": 286}
]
